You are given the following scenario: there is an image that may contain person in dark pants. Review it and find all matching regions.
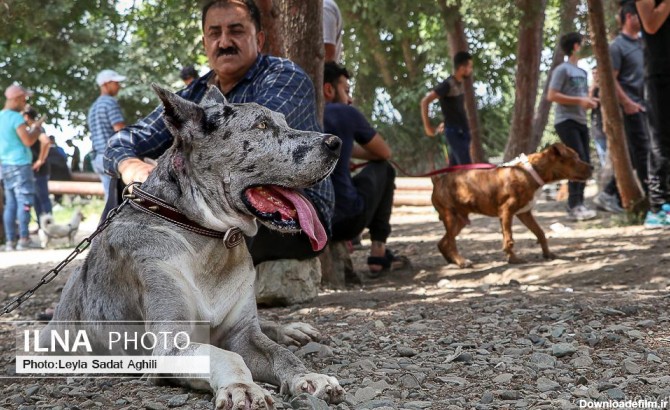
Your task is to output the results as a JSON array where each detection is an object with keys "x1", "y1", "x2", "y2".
[
  {"x1": 595, "y1": 3, "x2": 650, "y2": 214},
  {"x1": 421, "y1": 51, "x2": 474, "y2": 166},
  {"x1": 636, "y1": 0, "x2": 670, "y2": 228},
  {"x1": 66, "y1": 139, "x2": 81, "y2": 173},
  {"x1": 323, "y1": 62, "x2": 403, "y2": 276},
  {"x1": 22, "y1": 107, "x2": 52, "y2": 223},
  {"x1": 547, "y1": 32, "x2": 599, "y2": 221}
]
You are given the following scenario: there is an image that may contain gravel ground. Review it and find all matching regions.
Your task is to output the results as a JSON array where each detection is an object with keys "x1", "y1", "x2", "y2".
[{"x1": 2, "y1": 194, "x2": 670, "y2": 410}]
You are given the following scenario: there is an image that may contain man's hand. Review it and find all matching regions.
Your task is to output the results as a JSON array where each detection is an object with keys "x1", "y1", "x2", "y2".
[
  {"x1": 32, "y1": 159, "x2": 44, "y2": 172},
  {"x1": 580, "y1": 97, "x2": 599, "y2": 110},
  {"x1": 622, "y1": 99, "x2": 646, "y2": 115},
  {"x1": 118, "y1": 158, "x2": 156, "y2": 185}
]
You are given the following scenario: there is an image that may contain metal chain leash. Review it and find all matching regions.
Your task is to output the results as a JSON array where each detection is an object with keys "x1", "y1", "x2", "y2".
[{"x1": 1, "y1": 197, "x2": 131, "y2": 317}]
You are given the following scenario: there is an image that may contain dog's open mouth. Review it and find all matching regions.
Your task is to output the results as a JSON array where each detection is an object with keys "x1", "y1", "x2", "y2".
[{"x1": 243, "y1": 186, "x2": 327, "y2": 251}]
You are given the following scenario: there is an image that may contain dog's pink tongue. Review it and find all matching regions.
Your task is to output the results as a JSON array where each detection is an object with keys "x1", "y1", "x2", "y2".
[{"x1": 273, "y1": 187, "x2": 327, "y2": 251}]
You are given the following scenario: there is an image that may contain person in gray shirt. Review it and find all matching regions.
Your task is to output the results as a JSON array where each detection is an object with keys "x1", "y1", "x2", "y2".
[
  {"x1": 595, "y1": 2, "x2": 650, "y2": 213},
  {"x1": 547, "y1": 32, "x2": 600, "y2": 221}
]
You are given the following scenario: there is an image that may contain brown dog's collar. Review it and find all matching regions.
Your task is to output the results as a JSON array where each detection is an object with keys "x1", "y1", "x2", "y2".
[
  {"x1": 500, "y1": 154, "x2": 545, "y2": 186},
  {"x1": 126, "y1": 185, "x2": 244, "y2": 249}
]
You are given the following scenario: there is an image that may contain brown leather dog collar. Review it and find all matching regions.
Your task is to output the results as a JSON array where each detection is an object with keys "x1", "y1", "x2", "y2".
[{"x1": 126, "y1": 185, "x2": 244, "y2": 249}]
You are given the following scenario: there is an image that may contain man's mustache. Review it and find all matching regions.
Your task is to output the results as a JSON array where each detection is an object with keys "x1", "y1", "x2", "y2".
[{"x1": 217, "y1": 47, "x2": 238, "y2": 57}]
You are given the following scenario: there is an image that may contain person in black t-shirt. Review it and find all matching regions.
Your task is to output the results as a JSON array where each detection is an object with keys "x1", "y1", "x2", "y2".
[
  {"x1": 22, "y1": 106, "x2": 52, "y2": 222},
  {"x1": 323, "y1": 62, "x2": 406, "y2": 277},
  {"x1": 421, "y1": 51, "x2": 474, "y2": 165}
]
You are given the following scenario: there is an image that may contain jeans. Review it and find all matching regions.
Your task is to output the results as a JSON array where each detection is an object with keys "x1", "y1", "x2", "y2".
[
  {"x1": 92, "y1": 154, "x2": 112, "y2": 202},
  {"x1": 332, "y1": 161, "x2": 396, "y2": 243},
  {"x1": 33, "y1": 173, "x2": 52, "y2": 222},
  {"x1": 555, "y1": 120, "x2": 591, "y2": 209},
  {"x1": 2, "y1": 164, "x2": 35, "y2": 242},
  {"x1": 646, "y1": 75, "x2": 670, "y2": 212},
  {"x1": 442, "y1": 126, "x2": 472, "y2": 165}
]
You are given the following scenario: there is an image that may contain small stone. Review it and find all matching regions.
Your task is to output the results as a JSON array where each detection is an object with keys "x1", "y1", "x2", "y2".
[
  {"x1": 530, "y1": 352, "x2": 556, "y2": 369},
  {"x1": 290, "y1": 393, "x2": 329, "y2": 410},
  {"x1": 480, "y1": 391, "x2": 494, "y2": 404},
  {"x1": 607, "y1": 388, "x2": 625, "y2": 400},
  {"x1": 144, "y1": 402, "x2": 167, "y2": 410},
  {"x1": 499, "y1": 390, "x2": 521, "y2": 400},
  {"x1": 397, "y1": 346, "x2": 417, "y2": 357},
  {"x1": 403, "y1": 401, "x2": 432, "y2": 409},
  {"x1": 571, "y1": 355, "x2": 593, "y2": 368},
  {"x1": 537, "y1": 377, "x2": 560, "y2": 392},
  {"x1": 454, "y1": 352, "x2": 473, "y2": 363},
  {"x1": 493, "y1": 373, "x2": 513, "y2": 384},
  {"x1": 374, "y1": 320, "x2": 385, "y2": 329},
  {"x1": 399, "y1": 374, "x2": 421, "y2": 389},
  {"x1": 551, "y1": 326, "x2": 566, "y2": 339},
  {"x1": 24, "y1": 385, "x2": 40, "y2": 396},
  {"x1": 623, "y1": 360, "x2": 641, "y2": 374},
  {"x1": 167, "y1": 394, "x2": 189, "y2": 408},
  {"x1": 576, "y1": 376, "x2": 589, "y2": 386},
  {"x1": 647, "y1": 353, "x2": 662, "y2": 363},
  {"x1": 296, "y1": 342, "x2": 323, "y2": 357},
  {"x1": 637, "y1": 320, "x2": 656, "y2": 328},
  {"x1": 552, "y1": 343, "x2": 577, "y2": 358},
  {"x1": 354, "y1": 387, "x2": 379, "y2": 403}
]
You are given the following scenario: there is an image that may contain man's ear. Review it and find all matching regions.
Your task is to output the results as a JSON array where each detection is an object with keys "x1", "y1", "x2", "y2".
[
  {"x1": 256, "y1": 30, "x2": 265, "y2": 52},
  {"x1": 323, "y1": 83, "x2": 334, "y2": 101},
  {"x1": 152, "y1": 83, "x2": 204, "y2": 145}
]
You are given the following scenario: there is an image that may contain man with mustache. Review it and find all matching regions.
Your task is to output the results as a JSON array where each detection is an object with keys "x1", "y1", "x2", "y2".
[{"x1": 104, "y1": 0, "x2": 333, "y2": 265}]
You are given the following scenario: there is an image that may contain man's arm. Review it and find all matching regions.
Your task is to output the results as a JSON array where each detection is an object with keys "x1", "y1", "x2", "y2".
[
  {"x1": 420, "y1": 91, "x2": 439, "y2": 137},
  {"x1": 636, "y1": 0, "x2": 670, "y2": 34},
  {"x1": 15, "y1": 118, "x2": 45, "y2": 147},
  {"x1": 352, "y1": 134, "x2": 392, "y2": 161},
  {"x1": 104, "y1": 105, "x2": 173, "y2": 183},
  {"x1": 612, "y1": 69, "x2": 644, "y2": 114},
  {"x1": 33, "y1": 132, "x2": 50, "y2": 171},
  {"x1": 112, "y1": 122, "x2": 126, "y2": 132},
  {"x1": 547, "y1": 88, "x2": 599, "y2": 109}
]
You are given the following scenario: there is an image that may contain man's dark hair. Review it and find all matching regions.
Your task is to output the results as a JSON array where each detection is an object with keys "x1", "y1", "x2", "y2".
[
  {"x1": 324, "y1": 61, "x2": 350, "y2": 87},
  {"x1": 201, "y1": 0, "x2": 262, "y2": 33},
  {"x1": 453, "y1": 51, "x2": 472, "y2": 70},
  {"x1": 560, "y1": 32, "x2": 583, "y2": 56},
  {"x1": 22, "y1": 106, "x2": 38, "y2": 120},
  {"x1": 620, "y1": 1, "x2": 637, "y2": 25},
  {"x1": 180, "y1": 65, "x2": 198, "y2": 80}
]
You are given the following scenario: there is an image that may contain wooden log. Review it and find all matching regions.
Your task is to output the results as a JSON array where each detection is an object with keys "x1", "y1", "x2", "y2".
[
  {"x1": 71, "y1": 172, "x2": 101, "y2": 182},
  {"x1": 395, "y1": 177, "x2": 434, "y2": 191},
  {"x1": 48, "y1": 181, "x2": 104, "y2": 197}
]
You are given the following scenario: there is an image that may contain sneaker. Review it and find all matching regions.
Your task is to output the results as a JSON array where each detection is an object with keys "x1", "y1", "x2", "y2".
[
  {"x1": 567, "y1": 204, "x2": 598, "y2": 221},
  {"x1": 593, "y1": 191, "x2": 624, "y2": 213},
  {"x1": 4, "y1": 241, "x2": 15, "y2": 252},
  {"x1": 645, "y1": 204, "x2": 670, "y2": 229},
  {"x1": 16, "y1": 238, "x2": 42, "y2": 251}
]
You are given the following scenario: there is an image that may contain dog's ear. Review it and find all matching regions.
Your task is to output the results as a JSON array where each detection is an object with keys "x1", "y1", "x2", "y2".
[
  {"x1": 201, "y1": 85, "x2": 228, "y2": 108},
  {"x1": 152, "y1": 84, "x2": 205, "y2": 143}
]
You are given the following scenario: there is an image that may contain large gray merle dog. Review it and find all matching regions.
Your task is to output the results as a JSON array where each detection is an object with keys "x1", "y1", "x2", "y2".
[{"x1": 42, "y1": 84, "x2": 345, "y2": 408}]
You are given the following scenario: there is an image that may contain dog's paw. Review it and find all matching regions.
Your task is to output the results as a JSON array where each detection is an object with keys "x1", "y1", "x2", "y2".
[
  {"x1": 507, "y1": 255, "x2": 527, "y2": 264},
  {"x1": 289, "y1": 373, "x2": 345, "y2": 404},
  {"x1": 457, "y1": 259, "x2": 473, "y2": 268},
  {"x1": 543, "y1": 252, "x2": 558, "y2": 260},
  {"x1": 215, "y1": 382, "x2": 274, "y2": 410},
  {"x1": 277, "y1": 322, "x2": 320, "y2": 347}
]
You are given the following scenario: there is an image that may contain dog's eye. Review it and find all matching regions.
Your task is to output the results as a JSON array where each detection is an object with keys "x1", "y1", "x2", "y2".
[{"x1": 257, "y1": 121, "x2": 267, "y2": 130}]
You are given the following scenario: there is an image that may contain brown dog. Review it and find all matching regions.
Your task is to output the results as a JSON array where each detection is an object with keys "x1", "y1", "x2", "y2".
[{"x1": 431, "y1": 143, "x2": 592, "y2": 268}]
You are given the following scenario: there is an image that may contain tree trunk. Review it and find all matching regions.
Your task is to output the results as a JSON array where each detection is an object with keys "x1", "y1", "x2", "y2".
[
  {"x1": 437, "y1": 0, "x2": 486, "y2": 163},
  {"x1": 257, "y1": 0, "x2": 284, "y2": 57},
  {"x1": 503, "y1": 0, "x2": 548, "y2": 161},
  {"x1": 530, "y1": 0, "x2": 579, "y2": 151},
  {"x1": 275, "y1": 0, "x2": 325, "y2": 125},
  {"x1": 363, "y1": 25, "x2": 395, "y2": 88},
  {"x1": 586, "y1": 0, "x2": 644, "y2": 209}
]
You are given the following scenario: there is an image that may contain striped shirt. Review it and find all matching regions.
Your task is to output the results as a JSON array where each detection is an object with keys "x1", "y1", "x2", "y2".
[
  {"x1": 104, "y1": 54, "x2": 334, "y2": 227},
  {"x1": 87, "y1": 95, "x2": 125, "y2": 154}
]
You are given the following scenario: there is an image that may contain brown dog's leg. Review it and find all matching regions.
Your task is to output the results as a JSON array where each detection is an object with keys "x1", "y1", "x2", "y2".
[
  {"x1": 500, "y1": 210, "x2": 525, "y2": 264},
  {"x1": 438, "y1": 211, "x2": 472, "y2": 268},
  {"x1": 516, "y1": 211, "x2": 557, "y2": 260}
]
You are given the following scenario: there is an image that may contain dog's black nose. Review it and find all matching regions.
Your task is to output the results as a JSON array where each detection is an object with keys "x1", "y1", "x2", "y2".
[{"x1": 322, "y1": 134, "x2": 342, "y2": 154}]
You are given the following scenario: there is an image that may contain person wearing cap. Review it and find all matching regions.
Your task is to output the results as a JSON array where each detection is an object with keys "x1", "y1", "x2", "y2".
[
  {"x1": 1, "y1": 84, "x2": 44, "y2": 251},
  {"x1": 179, "y1": 65, "x2": 199, "y2": 86},
  {"x1": 87, "y1": 69, "x2": 127, "y2": 200}
]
